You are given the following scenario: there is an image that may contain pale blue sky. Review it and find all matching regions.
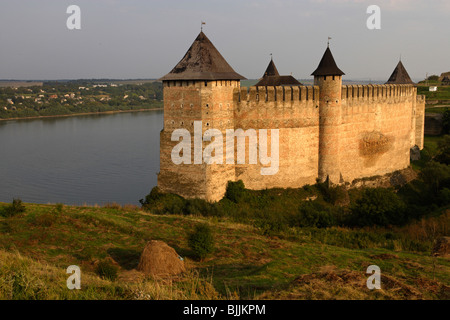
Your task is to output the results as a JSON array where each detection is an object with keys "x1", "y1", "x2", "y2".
[{"x1": 0, "y1": 0, "x2": 448, "y2": 81}]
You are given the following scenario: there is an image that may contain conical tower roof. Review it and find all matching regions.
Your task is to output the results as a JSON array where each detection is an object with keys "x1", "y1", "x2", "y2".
[
  {"x1": 311, "y1": 47, "x2": 345, "y2": 76},
  {"x1": 255, "y1": 58, "x2": 301, "y2": 86},
  {"x1": 263, "y1": 58, "x2": 280, "y2": 77},
  {"x1": 385, "y1": 60, "x2": 414, "y2": 84},
  {"x1": 159, "y1": 32, "x2": 246, "y2": 81}
]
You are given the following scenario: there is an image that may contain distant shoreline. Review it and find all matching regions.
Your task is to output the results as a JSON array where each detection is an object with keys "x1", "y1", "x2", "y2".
[{"x1": 0, "y1": 107, "x2": 163, "y2": 122}]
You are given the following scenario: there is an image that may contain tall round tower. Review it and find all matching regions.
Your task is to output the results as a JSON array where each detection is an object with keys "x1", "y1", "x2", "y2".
[
  {"x1": 311, "y1": 45, "x2": 345, "y2": 183},
  {"x1": 158, "y1": 31, "x2": 246, "y2": 201}
]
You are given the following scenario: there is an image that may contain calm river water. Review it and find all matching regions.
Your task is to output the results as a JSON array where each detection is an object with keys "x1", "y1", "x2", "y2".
[{"x1": 0, "y1": 111, "x2": 163, "y2": 206}]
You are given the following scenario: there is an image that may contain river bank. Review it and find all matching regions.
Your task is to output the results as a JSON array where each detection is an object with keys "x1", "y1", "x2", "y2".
[{"x1": 0, "y1": 107, "x2": 163, "y2": 122}]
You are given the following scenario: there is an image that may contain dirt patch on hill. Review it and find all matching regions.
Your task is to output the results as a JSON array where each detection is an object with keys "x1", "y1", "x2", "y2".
[
  {"x1": 258, "y1": 267, "x2": 429, "y2": 300},
  {"x1": 369, "y1": 253, "x2": 399, "y2": 260}
]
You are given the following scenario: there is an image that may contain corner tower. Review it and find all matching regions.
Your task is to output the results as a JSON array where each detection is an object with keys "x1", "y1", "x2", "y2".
[
  {"x1": 311, "y1": 45, "x2": 345, "y2": 183},
  {"x1": 158, "y1": 31, "x2": 246, "y2": 201}
]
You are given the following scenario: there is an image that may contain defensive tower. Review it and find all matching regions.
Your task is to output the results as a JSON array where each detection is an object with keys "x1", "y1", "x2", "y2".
[
  {"x1": 311, "y1": 45, "x2": 345, "y2": 183},
  {"x1": 158, "y1": 31, "x2": 246, "y2": 201}
]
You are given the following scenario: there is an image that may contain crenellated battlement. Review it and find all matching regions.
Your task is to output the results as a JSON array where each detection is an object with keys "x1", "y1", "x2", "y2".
[
  {"x1": 234, "y1": 85, "x2": 319, "y2": 103},
  {"x1": 233, "y1": 84, "x2": 416, "y2": 104},
  {"x1": 341, "y1": 84, "x2": 415, "y2": 100}
]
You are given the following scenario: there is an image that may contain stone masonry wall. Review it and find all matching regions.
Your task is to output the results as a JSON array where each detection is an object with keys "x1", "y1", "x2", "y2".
[
  {"x1": 158, "y1": 80, "x2": 239, "y2": 201},
  {"x1": 233, "y1": 86, "x2": 320, "y2": 190},
  {"x1": 158, "y1": 82, "x2": 424, "y2": 201},
  {"x1": 339, "y1": 84, "x2": 416, "y2": 182}
]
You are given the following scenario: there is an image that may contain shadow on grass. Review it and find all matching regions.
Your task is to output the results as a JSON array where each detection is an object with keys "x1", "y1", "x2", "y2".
[
  {"x1": 107, "y1": 247, "x2": 141, "y2": 270},
  {"x1": 198, "y1": 262, "x2": 282, "y2": 299}
]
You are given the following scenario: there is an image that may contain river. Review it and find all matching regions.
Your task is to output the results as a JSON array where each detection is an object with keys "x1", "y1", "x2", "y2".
[{"x1": 0, "y1": 110, "x2": 163, "y2": 206}]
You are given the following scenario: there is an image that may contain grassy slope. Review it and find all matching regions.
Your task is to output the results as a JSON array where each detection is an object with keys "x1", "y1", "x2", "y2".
[
  {"x1": 418, "y1": 85, "x2": 450, "y2": 103},
  {"x1": 425, "y1": 107, "x2": 449, "y2": 114},
  {"x1": 0, "y1": 203, "x2": 448, "y2": 300}
]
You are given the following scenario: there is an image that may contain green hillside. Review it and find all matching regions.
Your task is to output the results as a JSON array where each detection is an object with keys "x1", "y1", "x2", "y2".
[
  {"x1": 0, "y1": 201, "x2": 448, "y2": 300},
  {"x1": 1, "y1": 135, "x2": 449, "y2": 300}
]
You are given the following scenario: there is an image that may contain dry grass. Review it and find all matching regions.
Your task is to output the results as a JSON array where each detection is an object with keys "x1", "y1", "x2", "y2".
[
  {"x1": 1, "y1": 202, "x2": 448, "y2": 300},
  {"x1": 256, "y1": 266, "x2": 449, "y2": 300},
  {"x1": 103, "y1": 202, "x2": 122, "y2": 210},
  {"x1": 0, "y1": 249, "x2": 227, "y2": 300},
  {"x1": 393, "y1": 211, "x2": 449, "y2": 243}
]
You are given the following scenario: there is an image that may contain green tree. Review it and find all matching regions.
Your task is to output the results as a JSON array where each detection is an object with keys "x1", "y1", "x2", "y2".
[
  {"x1": 435, "y1": 134, "x2": 450, "y2": 164},
  {"x1": 224, "y1": 180, "x2": 246, "y2": 203},
  {"x1": 1, "y1": 199, "x2": 26, "y2": 217},
  {"x1": 188, "y1": 224, "x2": 215, "y2": 260},
  {"x1": 442, "y1": 110, "x2": 450, "y2": 135},
  {"x1": 419, "y1": 161, "x2": 450, "y2": 194},
  {"x1": 349, "y1": 188, "x2": 406, "y2": 227}
]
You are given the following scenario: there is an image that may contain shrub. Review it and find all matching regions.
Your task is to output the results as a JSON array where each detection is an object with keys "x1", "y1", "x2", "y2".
[
  {"x1": 1, "y1": 199, "x2": 26, "y2": 217},
  {"x1": 349, "y1": 188, "x2": 407, "y2": 227},
  {"x1": 435, "y1": 135, "x2": 450, "y2": 164},
  {"x1": 104, "y1": 202, "x2": 122, "y2": 210},
  {"x1": 291, "y1": 201, "x2": 337, "y2": 228},
  {"x1": 95, "y1": 260, "x2": 119, "y2": 281},
  {"x1": 184, "y1": 199, "x2": 221, "y2": 217},
  {"x1": 442, "y1": 110, "x2": 450, "y2": 135},
  {"x1": 255, "y1": 211, "x2": 289, "y2": 236},
  {"x1": 188, "y1": 224, "x2": 215, "y2": 260},
  {"x1": 397, "y1": 179, "x2": 434, "y2": 207},
  {"x1": 438, "y1": 188, "x2": 450, "y2": 205},
  {"x1": 0, "y1": 221, "x2": 12, "y2": 233},
  {"x1": 55, "y1": 203, "x2": 64, "y2": 214},
  {"x1": 140, "y1": 187, "x2": 185, "y2": 215},
  {"x1": 122, "y1": 204, "x2": 139, "y2": 212},
  {"x1": 419, "y1": 161, "x2": 450, "y2": 194},
  {"x1": 224, "y1": 180, "x2": 246, "y2": 203},
  {"x1": 28, "y1": 213, "x2": 57, "y2": 227},
  {"x1": 317, "y1": 181, "x2": 349, "y2": 205}
]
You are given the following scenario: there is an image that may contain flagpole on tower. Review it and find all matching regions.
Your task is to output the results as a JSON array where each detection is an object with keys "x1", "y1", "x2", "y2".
[
  {"x1": 201, "y1": 21, "x2": 206, "y2": 31},
  {"x1": 327, "y1": 37, "x2": 332, "y2": 47}
]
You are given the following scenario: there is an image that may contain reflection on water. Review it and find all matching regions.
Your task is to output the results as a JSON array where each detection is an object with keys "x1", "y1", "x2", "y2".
[{"x1": 0, "y1": 111, "x2": 163, "y2": 206}]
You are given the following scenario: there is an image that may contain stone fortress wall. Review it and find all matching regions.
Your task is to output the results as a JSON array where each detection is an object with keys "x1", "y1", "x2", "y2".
[
  {"x1": 158, "y1": 79, "x2": 425, "y2": 201},
  {"x1": 157, "y1": 31, "x2": 425, "y2": 202}
]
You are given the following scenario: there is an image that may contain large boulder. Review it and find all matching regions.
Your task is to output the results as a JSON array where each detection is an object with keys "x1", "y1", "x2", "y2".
[{"x1": 137, "y1": 240, "x2": 185, "y2": 277}]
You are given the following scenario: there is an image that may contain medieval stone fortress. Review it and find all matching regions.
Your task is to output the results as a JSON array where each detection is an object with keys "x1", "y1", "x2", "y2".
[{"x1": 158, "y1": 31, "x2": 425, "y2": 202}]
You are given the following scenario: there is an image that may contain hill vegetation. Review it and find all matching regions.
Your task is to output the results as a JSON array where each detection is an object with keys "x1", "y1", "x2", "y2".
[
  {"x1": 0, "y1": 80, "x2": 163, "y2": 120},
  {"x1": 0, "y1": 200, "x2": 448, "y2": 300},
  {"x1": 418, "y1": 74, "x2": 450, "y2": 103},
  {"x1": 0, "y1": 135, "x2": 449, "y2": 300}
]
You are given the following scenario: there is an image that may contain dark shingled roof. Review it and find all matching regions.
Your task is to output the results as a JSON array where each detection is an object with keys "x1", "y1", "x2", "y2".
[
  {"x1": 311, "y1": 47, "x2": 345, "y2": 76},
  {"x1": 263, "y1": 59, "x2": 280, "y2": 77},
  {"x1": 255, "y1": 75, "x2": 301, "y2": 86},
  {"x1": 385, "y1": 61, "x2": 414, "y2": 84},
  {"x1": 255, "y1": 59, "x2": 301, "y2": 86},
  {"x1": 159, "y1": 32, "x2": 246, "y2": 81}
]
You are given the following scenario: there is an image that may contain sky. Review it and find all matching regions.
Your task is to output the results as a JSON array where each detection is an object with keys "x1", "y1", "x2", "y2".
[{"x1": 0, "y1": 0, "x2": 448, "y2": 81}]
